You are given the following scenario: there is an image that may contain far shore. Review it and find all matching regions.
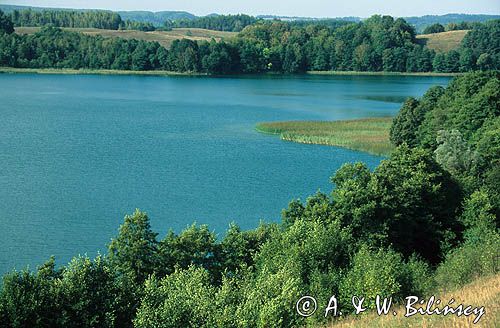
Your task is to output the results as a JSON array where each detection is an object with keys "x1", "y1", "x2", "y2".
[
  {"x1": 0, "y1": 67, "x2": 460, "y2": 77},
  {"x1": 0, "y1": 67, "x2": 206, "y2": 76},
  {"x1": 307, "y1": 70, "x2": 460, "y2": 77}
]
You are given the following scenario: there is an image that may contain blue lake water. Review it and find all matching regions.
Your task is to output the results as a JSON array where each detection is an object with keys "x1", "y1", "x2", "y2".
[{"x1": 0, "y1": 73, "x2": 450, "y2": 274}]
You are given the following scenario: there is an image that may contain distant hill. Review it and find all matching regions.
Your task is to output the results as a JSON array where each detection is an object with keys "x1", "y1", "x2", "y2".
[
  {"x1": 403, "y1": 13, "x2": 500, "y2": 33},
  {"x1": 117, "y1": 11, "x2": 196, "y2": 26},
  {"x1": 257, "y1": 15, "x2": 361, "y2": 22},
  {"x1": 256, "y1": 14, "x2": 500, "y2": 33},
  {"x1": 0, "y1": 4, "x2": 196, "y2": 26},
  {"x1": 1, "y1": 4, "x2": 499, "y2": 31},
  {"x1": 0, "y1": 4, "x2": 107, "y2": 13},
  {"x1": 14, "y1": 26, "x2": 237, "y2": 48}
]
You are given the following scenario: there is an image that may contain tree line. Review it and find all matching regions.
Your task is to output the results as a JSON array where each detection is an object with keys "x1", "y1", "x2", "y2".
[
  {"x1": 8, "y1": 9, "x2": 123, "y2": 30},
  {"x1": 6, "y1": 9, "x2": 257, "y2": 33},
  {"x1": 1, "y1": 11, "x2": 499, "y2": 73},
  {"x1": 0, "y1": 71, "x2": 498, "y2": 328},
  {"x1": 165, "y1": 14, "x2": 258, "y2": 32},
  {"x1": 422, "y1": 21, "x2": 482, "y2": 34}
]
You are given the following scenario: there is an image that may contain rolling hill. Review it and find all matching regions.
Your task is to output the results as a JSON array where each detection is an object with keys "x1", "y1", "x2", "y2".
[
  {"x1": 14, "y1": 26, "x2": 237, "y2": 48},
  {"x1": 2, "y1": 4, "x2": 499, "y2": 31},
  {"x1": 416, "y1": 30, "x2": 469, "y2": 52},
  {"x1": 0, "y1": 4, "x2": 197, "y2": 26}
]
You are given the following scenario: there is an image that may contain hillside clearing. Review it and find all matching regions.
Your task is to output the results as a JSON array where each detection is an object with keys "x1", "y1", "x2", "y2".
[
  {"x1": 416, "y1": 30, "x2": 469, "y2": 53},
  {"x1": 14, "y1": 27, "x2": 237, "y2": 48}
]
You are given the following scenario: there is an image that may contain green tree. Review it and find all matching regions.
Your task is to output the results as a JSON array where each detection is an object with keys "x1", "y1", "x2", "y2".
[
  {"x1": 432, "y1": 53, "x2": 446, "y2": 72},
  {"x1": 340, "y1": 246, "x2": 406, "y2": 309},
  {"x1": 333, "y1": 146, "x2": 463, "y2": 263},
  {"x1": 235, "y1": 265, "x2": 303, "y2": 328},
  {"x1": 158, "y1": 224, "x2": 217, "y2": 278},
  {"x1": 434, "y1": 129, "x2": 479, "y2": 188},
  {"x1": 0, "y1": 10, "x2": 14, "y2": 34},
  {"x1": 131, "y1": 43, "x2": 151, "y2": 70},
  {"x1": 390, "y1": 97, "x2": 421, "y2": 146},
  {"x1": 108, "y1": 209, "x2": 159, "y2": 284},
  {"x1": 423, "y1": 23, "x2": 445, "y2": 34},
  {"x1": 0, "y1": 258, "x2": 60, "y2": 328},
  {"x1": 134, "y1": 267, "x2": 217, "y2": 328},
  {"x1": 58, "y1": 256, "x2": 120, "y2": 328},
  {"x1": 460, "y1": 190, "x2": 498, "y2": 243}
]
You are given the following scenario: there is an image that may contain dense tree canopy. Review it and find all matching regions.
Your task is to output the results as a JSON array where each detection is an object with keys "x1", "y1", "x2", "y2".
[
  {"x1": 1, "y1": 12, "x2": 499, "y2": 74},
  {"x1": 0, "y1": 10, "x2": 14, "y2": 34},
  {"x1": 8, "y1": 9, "x2": 123, "y2": 30},
  {"x1": 459, "y1": 19, "x2": 500, "y2": 70},
  {"x1": 166, "y1": 14, "x2": 258, "y2": 32},
  {"x1": 423, "y1": 23, "x2": 445, "y2": 34}
]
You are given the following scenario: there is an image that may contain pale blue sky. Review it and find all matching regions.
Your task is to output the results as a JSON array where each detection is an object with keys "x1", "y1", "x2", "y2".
[{"x1": 2, "y1": 0, "x2": 500, "y2": 17}]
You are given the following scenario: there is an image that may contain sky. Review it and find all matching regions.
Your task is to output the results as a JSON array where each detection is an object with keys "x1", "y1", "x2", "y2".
[{"x1": 2, "y1": 0, "x2": 500, "y2": 17}]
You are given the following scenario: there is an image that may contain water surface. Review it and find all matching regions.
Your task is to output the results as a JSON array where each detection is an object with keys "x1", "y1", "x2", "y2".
[{"x1": 0, "y1": 74, "x2": 450, "y2": 274}]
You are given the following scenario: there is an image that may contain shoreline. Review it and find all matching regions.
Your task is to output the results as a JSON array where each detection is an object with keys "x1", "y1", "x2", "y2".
[
  {"x1": 0, "y1": 67, "x2": 207, "y2": 76},
  {"x1": 0, "y1": 67, "x2": 460, "y2": 77},
  {"x1": 306, "y1": 70, "x2": 460, "y2": 77}
]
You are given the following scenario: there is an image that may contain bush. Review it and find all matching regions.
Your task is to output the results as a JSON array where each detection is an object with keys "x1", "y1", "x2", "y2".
[
  {"x1": 235, "y1": 265, "x2": 303, "y2": 328},
  {"x1": 339, "y1": 246, "x2": 404, "y2": 309},
  {"x1": 423, "y1": 23, "x2": 445, "y2": 34},
  {"x1": 340, "y1": 246, "x2": 433, "y2": 311},
  {"x1": 134, "y1": 266, "x2": 217, "y2": 328},
  {"x1": 434, "y1": 230, "x2": 499, "y2": 291}
]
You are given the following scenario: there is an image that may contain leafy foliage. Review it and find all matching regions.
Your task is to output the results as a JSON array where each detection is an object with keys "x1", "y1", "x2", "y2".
[
  {"x1": 0, "y1": 10, "x2": 14, "y2": 34},
  {"x1": 166, "y1": 14, "x2": 258, "y2": 32},
  {"x1": 423, "y1": 23, "x2": 445, "y2": 34},
  {"x1": 9, "y1": 9, "x2": 123, "y2": 30}
]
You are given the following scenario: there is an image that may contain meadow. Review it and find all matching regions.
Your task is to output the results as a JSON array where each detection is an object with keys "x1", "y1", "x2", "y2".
[
  {"x1": 416, "y1": 30, "x2": 469, "y2": 53},
  {"x1": 256, "y1": 117, "x2": 394, "y2": 156},
  {"x1": 14, "y1": 26, "x2": 237, "y2": 48}
]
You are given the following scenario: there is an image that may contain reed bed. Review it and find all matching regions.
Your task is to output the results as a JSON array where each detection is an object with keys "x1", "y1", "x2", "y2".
[{"x1": 256, "y1": 117, "x2": 394, "y2": 156}]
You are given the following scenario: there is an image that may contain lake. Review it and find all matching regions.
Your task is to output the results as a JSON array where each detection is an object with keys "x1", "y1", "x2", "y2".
[{"x1": 0, "y1": 73, "x2": 450, "y2": 274}]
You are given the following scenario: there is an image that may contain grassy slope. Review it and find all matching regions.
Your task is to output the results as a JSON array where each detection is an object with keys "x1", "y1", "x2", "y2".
[
  {"x1": 256, "y1": 118, "x2": 393, "y2": 156},
  {"x1": 416, "y1": 30, "x2": 469, "y2": 53},
  {"x1": 15, "y1": 27, "x2": 466, "y2": 55},
  {"x1": 14, "y1": 27, "x2": 237, "y2": 48},
  {"x1": 328, "y1": 273, "x2": 500, "y2": 328}
]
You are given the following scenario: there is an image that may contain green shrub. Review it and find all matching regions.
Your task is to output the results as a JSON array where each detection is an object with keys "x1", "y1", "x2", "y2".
[
  {"x1": 435, "y1": 230, "x2": 499, "y2": 291},
  {"x1": 339, "y1": 246, "x2": 405, "y2": 310},
  {"x1": 134, "y1": 266, "x2": 217, "y2": 328}
]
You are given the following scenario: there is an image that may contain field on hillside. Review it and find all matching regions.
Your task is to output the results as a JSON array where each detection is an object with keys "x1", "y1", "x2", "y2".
[
  {"x1": 15, "y1": 27, "x2": 237, "y2": 48},
  {"x1": 256, "y1": 117, "x2": 394, "y2": 156},
  {"x1": 328, "y1": 273, "x2": 500, "y2": 328},
  {"x1": 15, "y1": 27, "x2": 467, "y2": 55},
  {"x1": 416, "y1": 30, "x2": 469, "y2": 52}
]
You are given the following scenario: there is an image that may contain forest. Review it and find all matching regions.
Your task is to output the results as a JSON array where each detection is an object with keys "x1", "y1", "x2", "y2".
[
  {"x1": 0, "y1": 70, "x2": 498, "y2": 327},
  {"x1": 7, "y1": 9, "x2": 123, "y2": 30},
  {"x1": 5, "y1": 9, "x2": 256, "y2": 32},
  {"x1": 165, "y1": 14, "x2": 258, "y2": 32},
  {"x1": 1, "y1": 10, "x2": 499, "y2": 74}
]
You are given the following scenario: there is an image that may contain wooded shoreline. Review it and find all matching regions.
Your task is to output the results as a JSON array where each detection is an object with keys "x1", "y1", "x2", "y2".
[{"x1": 0, "y1": 67, "x2": 460, "y2": 77}]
